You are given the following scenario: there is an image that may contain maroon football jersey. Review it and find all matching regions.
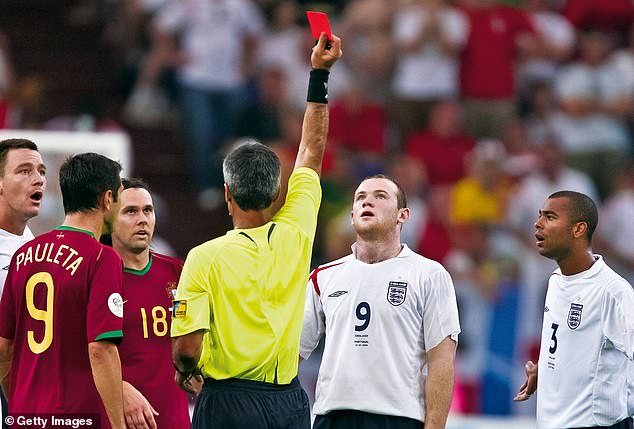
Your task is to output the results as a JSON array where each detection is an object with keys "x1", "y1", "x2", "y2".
[
  {"x1": 118, "y1": 252, "x2": 189, "y2": 429},
  {"x1": 0, "y1": 226, "x2": 123, "y2": 428}
]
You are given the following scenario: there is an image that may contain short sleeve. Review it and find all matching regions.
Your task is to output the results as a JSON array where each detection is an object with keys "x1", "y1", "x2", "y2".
[
  {"x1": 423, "y1": 268, "x2": 461, "y2": 351},
  {"x1": 0, "y1": 263, "x2": 16, "y2": 340},
  {"x1": 602, "y1": 281, "x2": 634, "y2": 360},
  {"x1": 170, "y1": 248, "x2": 211, "y2": 337},
  {"x1": 273, "y1": 168, "x2": 321, "y2": 238},
  {"x1": 87, "y1": 246, "x2": 124, "y2": 343},
  {"x1": 299, "y1": 273, "x2": 325, "y2": 360}
]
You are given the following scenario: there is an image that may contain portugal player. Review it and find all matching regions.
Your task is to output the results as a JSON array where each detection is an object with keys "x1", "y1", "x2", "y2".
[
  {"x1": 110, "y1": 178, "x2": 191, "y2": 429},
  {"x1": 0, "y1": 153, "x2": 126, "y2": 429}
]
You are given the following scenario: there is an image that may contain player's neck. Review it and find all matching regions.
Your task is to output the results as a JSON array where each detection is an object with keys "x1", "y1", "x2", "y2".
[
  {"x1": 119, "y1": 248, "x2": 150, "y2": 271},
  {"x1": 61, "y1": 212, "x2": 104, "y2": 240},
  {"x1": 0, "y1": 210, "x2": 28, "y2": 235},
  {"x1": 354, "y1": 235, "x2": 403, "y2": 264},
  {"x1": 557, "y1": 248, "x2": 596, "y2": 276}
]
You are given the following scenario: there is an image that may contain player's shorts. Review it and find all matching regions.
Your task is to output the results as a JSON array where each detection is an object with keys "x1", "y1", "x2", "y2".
[
  {"x1": 313, "y1": 410, "x2": 423, "y2": 429},
  {"x1": 191, "y1": 376, "x2": 310, "y2": 429},
  {"x1": 574, "y1": 417, "x2": 633, "y2": 429}
]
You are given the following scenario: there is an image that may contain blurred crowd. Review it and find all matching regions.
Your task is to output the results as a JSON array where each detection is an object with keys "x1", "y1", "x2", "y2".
[{"x1": 2, "y1": 0, "x2": 634, "y2": 417}]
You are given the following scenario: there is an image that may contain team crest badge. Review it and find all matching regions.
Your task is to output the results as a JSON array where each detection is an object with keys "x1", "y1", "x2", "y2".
[
  {"x1": 567, "y1": 303, "x2": 583, "y2": 330},
  {"x1": 166, "y1": 282, "x2": 178, "y2": 301},
  {"x1": 387, "y1": 281, "x2": 408, "y2": 306}
]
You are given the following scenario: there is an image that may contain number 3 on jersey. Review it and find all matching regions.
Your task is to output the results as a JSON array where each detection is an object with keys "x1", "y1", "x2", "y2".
[
  {"x1": 25, "y1": 272, "x2": 55, "y2": 354},
  {"x1": 549, "y1": 323, "x2": 559, "y2": 354}
]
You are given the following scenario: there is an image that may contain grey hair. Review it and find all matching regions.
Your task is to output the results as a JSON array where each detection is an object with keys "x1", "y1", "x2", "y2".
[{"x1": 222, "y1": 140, "x2": 281, "y2": 211}]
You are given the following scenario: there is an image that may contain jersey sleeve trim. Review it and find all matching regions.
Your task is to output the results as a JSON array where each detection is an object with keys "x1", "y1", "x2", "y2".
[
  {"x1": 94, "y1": 330, "x2": 123, "y2": 341},
  {"x1": 309, "y1": 261, "x2": 347, "y2": 296}
]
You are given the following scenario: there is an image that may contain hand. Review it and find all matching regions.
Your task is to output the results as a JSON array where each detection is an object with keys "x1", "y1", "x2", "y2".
[
  {"x1": 122, "y1": 381, "x2": 159, "y2": 429},
  {"x1": 311, "y1": 33, "x2": 342, "y2": 71},
  {"x1": 175, "y1": 370, "x2": 203, "y2": 396},
  {"x1": 514, "y1": 360, "x2": 538, "y2": 401}
]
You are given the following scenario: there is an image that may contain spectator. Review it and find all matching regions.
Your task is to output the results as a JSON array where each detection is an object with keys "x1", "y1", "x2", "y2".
[
  {"x1": 406, "y1": 99, "x2": 476, "y2": 186},
  {"x1": 451, "y1": 139, "x2": 513, "y2": 226},
  {"x1": 151, "y1": 0, "x2": 265, "y2": 209},
  {"x1": 391, "y1": 0, "x2": 468, "y2": 141},
  {"x1": 552, "y1": 30, "x2": 631, "y2": 199},
  {"x1": 596, "y1": 163, "x2": 634, "y2": 285},
  {"x1": 459, "y1": 0, "x2": 539, "y2": 139},
  {"x1": 563, "y1": 0, "x2": 634, "y2": 47}
]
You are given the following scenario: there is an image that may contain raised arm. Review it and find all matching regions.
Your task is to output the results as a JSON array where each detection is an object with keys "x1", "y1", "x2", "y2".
[{"x1": 294, "y1": 33, "x2": 342, "y2": 176}]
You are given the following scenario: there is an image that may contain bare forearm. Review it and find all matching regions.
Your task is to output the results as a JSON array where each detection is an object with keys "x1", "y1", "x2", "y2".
[
  {"x1": 172, "y1": 333, "x2": 203, "y2": 374},
  {"x1": 0, "y1": 338, "x2": 12, "y2": 396},
  {"x1": 425, "y1": 337, "x2": 457, "y2": 429},
  {"x1": 89, "y1": 342, "x2": 124, "y2": 429},
  {"x1": 425, "y1": 362, "x2": 454, "y2": 429},
  {"x1": 294, "y1": 102, "x2": 329, "y2": 175}
]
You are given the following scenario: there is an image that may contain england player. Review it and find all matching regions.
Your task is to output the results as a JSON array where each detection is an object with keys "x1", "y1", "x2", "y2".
[
  {"x1": 0, "y1": 139, "x2": 45, "y2": 288},
  {"x1": 171, "y1": 33, "x2": 342, "y2": 428},
  {"x1": 110, "y1": 178, "x2": 191, "y2": 429},
  {"x1": 0, "y1": 138, "x2": 45, "y2": 427},
  {"x1": 515, "y1": 191, "x2": 634, "y2": 429},
  {"x1": 0, "y1": 153, "x2": 125, "y2": 429},
  {"x1": 300, "y1": 174, "x2": 460, "y2": 429}
]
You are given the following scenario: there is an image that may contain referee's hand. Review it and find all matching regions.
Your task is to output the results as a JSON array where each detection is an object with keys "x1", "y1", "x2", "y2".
[
  {"x1": 514, "y1": 361, "x2": 538, "y2": 401},
  {"x1": 311, "y1": 33, "x2": 342, "y2": 70},
  {"x1": 175, "y1": 371, "x2": 203, "y2": 396}
]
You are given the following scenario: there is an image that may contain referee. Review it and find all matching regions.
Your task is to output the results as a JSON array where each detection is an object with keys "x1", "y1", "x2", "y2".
[
  {"x1": 515, "y1": 191, "x2": 634, "y2": 429},
  {"x1": 171, "y1": 33, "x2": 342, "y2": 428}
]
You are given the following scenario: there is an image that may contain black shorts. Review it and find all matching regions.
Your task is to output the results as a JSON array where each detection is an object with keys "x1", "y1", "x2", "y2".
[
  {"x1": 574, "y1": 417, "x2": 633, "y2": 429},
  {"x1": 313, "y1": 410, "x2": 423, "y2": 429},
  {"x1": 191, "y1": 377, "x2": 310, "y2": 429}
]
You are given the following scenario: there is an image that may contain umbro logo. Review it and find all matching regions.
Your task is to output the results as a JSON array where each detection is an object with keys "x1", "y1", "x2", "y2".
[
  {"x1": 544, "y1": 306, "x2": 549, "y2": 312},
  {"x1": 328, "y1": 291, "x2": 348, "y2": 297},
  {"x1": 2, "y1": 265, "x2": 8, "y2": 271}
]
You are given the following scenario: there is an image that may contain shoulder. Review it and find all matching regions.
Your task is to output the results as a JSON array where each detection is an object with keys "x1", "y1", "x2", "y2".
[
  {"x1": 98, "y1": 243, "x2": 122, "y2": 262},
  {"x1": 184, "y1": 236, "x2": 228, "y2": 265},
  {"x1": 151, "y1": 252, "x2": 184, "y2": 269},
  {"x1": 312, "y1": 254, "x2": 354, "y2": 276},
  {"x1": 401, "y1": 248, "x2": 450, "y2": 276}
]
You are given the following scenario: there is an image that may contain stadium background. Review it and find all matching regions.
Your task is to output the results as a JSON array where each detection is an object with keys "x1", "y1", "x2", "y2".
[{"x1": 2, "y1": 0, "x2": 634, "y2": 427}]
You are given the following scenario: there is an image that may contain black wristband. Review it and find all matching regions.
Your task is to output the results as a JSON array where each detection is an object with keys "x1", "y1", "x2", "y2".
[
  {"x1": 173, "y1": 363, "x2": 193, "y2": 377},
  {"x1": 307, "y1": 69, "x2": 330, "y2": 104}
]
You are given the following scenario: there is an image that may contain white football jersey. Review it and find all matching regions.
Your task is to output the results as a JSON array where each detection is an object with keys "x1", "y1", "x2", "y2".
[
  {"x1": 537, "y1": 255, "x2": 634, "y2": 429},
  {"x1": 300, "y1": 244, "x2": 460, "y2": 422},
  {"x1": 0, "y1": 226, "x2": 34, "y2": 293}
]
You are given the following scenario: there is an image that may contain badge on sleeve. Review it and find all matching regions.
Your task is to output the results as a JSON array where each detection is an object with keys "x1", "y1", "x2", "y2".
[
  {"x1": 108, "y1": 293, "x2": 124, "y2": 318},
  {"x1": 173, "y1": 300, "x2": 187, "y2": 319}
]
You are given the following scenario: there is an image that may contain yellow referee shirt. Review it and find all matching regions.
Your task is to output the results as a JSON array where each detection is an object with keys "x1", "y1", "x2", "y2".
[{"x1": 171, "y1": 167, "x2": 321, "y2": 384}]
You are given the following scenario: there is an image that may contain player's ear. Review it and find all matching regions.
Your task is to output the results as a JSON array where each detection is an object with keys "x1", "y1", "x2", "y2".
[
  {"x1": 100, "y1": 189, "x2": 113, "y2": 211},
  {"x1": 397, "y1": 207, "x2": 410, "y2": 225},
  {"x1": 224, "y1": 184, "x2": 231, "y2": 203}
]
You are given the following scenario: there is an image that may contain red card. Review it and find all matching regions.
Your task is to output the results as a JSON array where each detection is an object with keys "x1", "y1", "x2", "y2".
[{"x1": 306, "y1": 11, "x2": 333, "y2": 40}]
